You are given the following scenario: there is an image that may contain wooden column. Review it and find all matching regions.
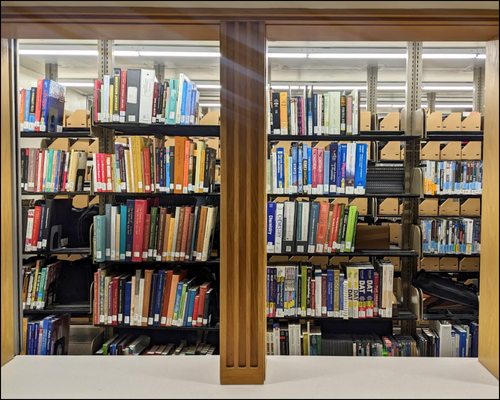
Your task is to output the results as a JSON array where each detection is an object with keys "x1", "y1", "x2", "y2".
[
  {"x1": 478, "y1": 38, "x2": 499, "y2": 380},
  {"x1": 219, "y1": 21, "x2": 267, "y2": 385},
  {"x1": 1, "y1": 37, "x2": 15, "y2": 366}
]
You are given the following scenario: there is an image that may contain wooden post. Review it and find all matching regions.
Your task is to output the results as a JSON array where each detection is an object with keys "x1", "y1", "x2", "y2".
[{"x1": 219, "y1": 21, "x2": 267, "y2": 385}]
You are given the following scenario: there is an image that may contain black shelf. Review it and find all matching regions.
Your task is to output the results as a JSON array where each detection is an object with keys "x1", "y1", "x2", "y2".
[
  {"x1": 95, "y1": 323, "x2": 219, "y2": 331},
  {"x1": 424, "y1": 194, "x2": 481, "y2": 198},
  {"x1": 96, "y1": 123, "x2": 220, "y2": 138},
  {"x1": 424, "y1": 131, "x2": 483, "y2": 142},
  {"x1": 422, "y1": 312, "x2": 478, "y2": 321},
  {"x1": 20, "y1": 128, "x2": 92, "y2": 139},
  {"x1": 23, "y1": 302, "x2": 91, "y2": 315},
  {"x1": 97, "y1": 192, "x2": 220, "y2": 197},
  {"x1": 267, "y1": 193, "x2": 419, "y2": 199},
  {"x1": 268, "y1": 247, "x2": 418, "y2": 258},
  {"x1": 103, "y1": 259, "x2": 220, "y2": 266},
  {"x1": 21, "y1": 191, "x2": 91, "y2": 196},
  {"x1": 23, "y1": 247, "x2": 91, "y2": 255},
  {"x1": 374, "y1": 215, "x2": 402, "y2": 219},
  {"x1": 267, "y1": 133, "x2": 419, "y2": 142},
  {"x1": 422, "y1": 253, "x2": 480, "y2": 258},
  {"x1": 267, "y1": 309, "x2": 417, "y2": 321}
]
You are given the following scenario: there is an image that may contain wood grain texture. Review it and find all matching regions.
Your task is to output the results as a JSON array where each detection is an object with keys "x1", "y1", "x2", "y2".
[
  {"x1": 219, "y1": 21, "x2": 266, "y2": 385},
  {"x1": 1, "y1": 37, "x2": 15, "y2": 367},
  {"x1": 478, "y1": 39, "x2": 499, "y2": 380}
]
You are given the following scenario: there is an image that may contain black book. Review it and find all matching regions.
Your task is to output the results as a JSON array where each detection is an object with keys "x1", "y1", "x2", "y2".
[
  {"x1": 203, "y1": 145, "x2": 211, "y2": 193},
  {"x1": 272, "y1": 92, "x2": 280, "y2": 134},
  {"x1": 306, "y1": 265, "x2": 312, "y2": 315},
  {"x1": 148, "y1": 273, "x2": 158, "y2": 325},
  {"x1": 340, "y1": 207, "x2": 349, "y2": 251},
  {"x1": 202, "y1": 287, "x2": 213, "y2": 327},
  {"x1": 150, "y1": 209, "x2": 160, "y2": 262},
  {"x1": 297, "y1": 274, "x2": 302, "y2": 314},
  {"x1": 29, "y1": 87, "x2": 37, "y2": 115},
  {"x1": 113, "y1": 68, "x2": 121, "y2": 122},
  {"x1": 21, "y1": 149, "x2": 26, "y2": 190},
  {"x1": 209, "y1": 148, "x2": 216, "y2": 193},
  {"x1": 118, "y1": 273, "x2": 131, "y2": 325},
  {"x1": 169, "y1": 146, "x2": 175, "y2": 192}
]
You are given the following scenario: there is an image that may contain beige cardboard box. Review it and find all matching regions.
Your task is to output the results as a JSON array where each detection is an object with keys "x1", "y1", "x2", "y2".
[
  {"x1": 329, "y1": 256, "x2": 349, "y2": 266},
  {"x1": 421, "y1": 141, "x2": 440, "y2": 160},
  {"x1": 67, "y1": 110, "x2": 90, "y2": 128},
  {"x1": 440, "y1": 142, "x2": 461, "y2": 160},
  {"x1": 439, "y1": 257, "x2": 459, "y2": 271},
  {"x1": 349, "y1": 198, "x2": 368, "y2": 215},
  {"x1": 419, "y1": 257, "x2": 440, "y2": 271},
  {"x1": 379, "y1": 141, "x2": 401, "y2": 160},
  {"x1": 360, "y1": 111, "x2": 371, "y2": 131},
  {"x1": 442, "y1": 112, "x2": 462, "y2": 131},
  {"x1": 461, "y1": 112, "x2": 481, "y2": 131},
  {"x1": 438, "y1": 198, "x2": 460, "y2": 216},
  {"x1": 461, "y1": 142, "x2": 482, "y2": 160},
  {"x1": 378, "y1": 198, "x2": 399, "y2": 215},
  {"x1": 460, "y1": 198, "x2": 481, "y2": 216},
  {"x1": 379, "y1": 112, "x2": 400, "y2": 131},
  {"x1": 384, "y1": 256, "x2": 401, "y2": 271},
  {"x1": 426, "y1": 112, "x2": 443, "y2": 131},
  {"x1": 459, "y1": 257, "x2": 480, "y2": 271},
  {"x1": 419, "y1": 198, "x2": 439, "y2": 216}
]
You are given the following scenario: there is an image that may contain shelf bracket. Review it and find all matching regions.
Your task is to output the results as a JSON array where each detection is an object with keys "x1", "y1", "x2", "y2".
[{"x1": 473, "y1": 66, "x2": 485, "y2": 113}]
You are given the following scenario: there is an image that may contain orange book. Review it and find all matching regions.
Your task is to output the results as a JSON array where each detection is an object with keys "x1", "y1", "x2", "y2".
[
  {"x1": 141, "y1": 269, "x2": 154, "y2": 326},
  {"x1": 160, "y1": 269, "x2": 174, "y2": 326},
  {"x1": 279, "y1": 92, "x2": 288, "y2": 135},
  {"x1": 195, "y1": 207, "x2": 208, "y2": 261},
  {"x1": 179, "y1": 206, "x2": 192, "y2": 261},
  {"x1": 182, "y1": 139, "x2": 191, "y2": 194},
  {"x1": 315, "y1": 202, "x2": 330, "y2": 253},
  {"x1": 174, "y1": 137, "x2": 186, "y2": 193},
  {"x1": 174, "y1": 206, "x2": 185, "y2": 261},
  {"x1": 20, "y1": 88, "x2": 26, "y2": 131},
  {"x1": 166, "y1": 268, "x2": 188, "y2": 326}
]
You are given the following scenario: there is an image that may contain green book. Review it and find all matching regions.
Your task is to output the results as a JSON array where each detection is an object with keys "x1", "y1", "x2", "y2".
[
  {"x1": 36, "y1": 267, "x2": 47, "y2": 309},
  {"x1": 94, "y1": 215, "x2": 106, "y2": 262},
  {"x1": 176, "y1": 281, "x2": 188, "y2": 326},
  {"x1": 336, "y1": 203, "x2": 346, "y2": 252},
  {"x1": 344, "y1": 205, "x2": 358, "y2": 252},
  {"x1": 45, "y1": 149, "x2": 54, "y2": 192},
  {"x1": 301, "y1": 264, "x2": 307, "y2": 315},
  {"x1": 149, "y1": 142, "x2": 155, "y2": 191},
  {"x1": 148, "y1": 207, "x2": 158, "y2": 261}
]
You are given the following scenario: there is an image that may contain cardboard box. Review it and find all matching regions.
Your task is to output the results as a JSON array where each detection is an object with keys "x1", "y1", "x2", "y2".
[
  {"x1": 289, "y1": 255, "x2": 309, "y2": 262},
  {"x1": 400, "y1": 146, "x2": 405, "y2": 160},
  {"x1": 399, "y1": 203, "x2": 404, "y2": 215},
  {"x1": 442, "y1": 112, "x2": 462, "y2": 131},
  {"x1": 419, "y1": 257, "x2": 439, "y2": 271},
  {"x1": 379, "y1": 112, "x2": 400, "y2": 131},
  {"x1": 426, "y1": 112, "x2": 443, "y2": 131},
  {"x1": 461, "y1": 142, "x2": 482, "y2": 160},
  {"x1": 459, "y1": 257, "x2": 480, "y2": 271},
  {"x1": 420, "y1": 142, "x2": 440, "y2": 160},
  {"x1": 309, "y1": 256, "x2": 329, "y2": 265},
  {"x1": 438, "y1": 198, "x2": 460, "y2": 216},
  {"x1": 332, "y1": 198, "x2": 349, "y2": 206},
  {"x1": 460, "y1": 198, "x2": 481, "y2": 216},
  {"x1": 388, "y1": 223, "x2": 402, "y2": 246},
  {"x1": 268, "y1": 255, "x2": 290, "y2": 262},
  {"x1": 329, "y1": 256, "x2": 349, "y2": 266},
  {"x1": 384, "y1": 256, "x2": 401, "y2": 271},
  {"x1": 87, "y1": 139, "x2": 99, "y2": 156},
  {"x1": 70, "y1": 139, "x2": 91, "y2": 152},
  {"x1": 440, "y1": 141, "x2": 461, "y2": 160},
  {"x1": 48, "y1": 138, "x2": 71, "y2": 151},
  {"x1": 360, "y1": 111, "x2": 371, "y2": 131},
  {"x1": 349, "y1": 198, "x2": 368, "y2": 216},
  {"x1": 63, "y1": 109, "x2": 73, "y2": 127},
  {"x1": 355, "y1": 225, "x2": 390, "y2": 250},
  {"x1": 439, "y1": 257, "x2": 459, "y2": 271},
  {"x1": 348, "y1": 256, "x2": 370, "y2": 263},
  {"x1": 72, "y1": 195, "x2": 90, "y2": 208},
  {"x1": 199, "y1": 110, "x2": 220, "y2": 125},
  {"x1": 419, "y1": 198, "x2": 439, "y2": 216},
  {"x1": 461, "y1": 112, "x2": 481, "y2": 131},
  {"x1": 378, "y1": 198, "x2": 399, "y2": 215},
  {"x1": 379, "y1": 141, "x2": 401, "y2": 160},
  {"x1": 67, "y1": 109, "x2": 90, "y2": 128}
]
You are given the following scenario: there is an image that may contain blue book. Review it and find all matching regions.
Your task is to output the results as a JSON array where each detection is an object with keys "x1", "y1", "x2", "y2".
[
  {"x1": 308, "y1": 202, "x2": 320, "y2": 253},
  {"x1": 119, "y1": 205, "x2": 127, "y2": 260},
  {"x1": 182, "y1": 82, "x2": 193, "y2": 125},
  {"x1": 39, "y1": 79, "x2": 50, "y2": 132},
  {"x1": 326, "y1": 269, "x2": 334, "y2": 317},
  {"x1": 469, "y1": 321, "x2": 479, "y2": 357},
  {"x1": 266, "y1": 267, "x2": 270, "y2": 316},
  {"x1": 307, "y1": 91, "x2": 313, "y2": 135},
  {"x1": 307, "y1": 146, "x2": 312, "y2": 191},
  {"x1": 337, "y1": 144, "x2": 347, "y2": 194},
  {"x1": 179, "y1": 81, "x2": 189, "y2": 124},
  {"x1": 189, "y1": 87, "x2": 198, "y2": 125},
  {"x1": 94, "y1": 215, "x2": 106, "y2": 262},
  {"x1": 453, "y1": 325, "x2": 467, "y2": 357},
  {"x1": 27, "y1": 322, "x2": 34, "y2": 355},
  {"x1": 272, "y1": 268, "x2": 278, "y2": 316},
  {"x1": 166, "y1": 78, "x2": 178, "y2": 124},
  {"x1": 45, "y1": 149, "x2": 54, "y2": 192},
  {"x1": 292, "y1": 145, "x2": 298, "y2": 192},
  {"x1": 172, "y1": 280, "x2": 185, "y2": 323},
  {"x1": 158, "y1": 147, "x2": 164, "y2": 191},
  {"x1": 104, "y1": 203, "x2": 111, "y2": 260},
  {"x1": 323, "y1": 150, "x2": 330, "y2": 194},
  {"x1": 42, "y1": 80, "x2": 65, "y2": 133},
  {"x1": 52, "y1": 151, "x2": 62, "y2": 192},
  {"x1": 45, "y1": 316, "x2": 56, "y2": 355},
  {"x1": 297, "y1": 146, "x2": 303, "y2": 193},
  {"x1": 33, "y1": 321, "x2": 40, "y2": 355},
  {"x1": 40, "y1": 315, "x2": 54, "y2": 355},
  {"x1": 153, "y1": 270, "x2": 166, "y2": 326},
  {"x1": 28, "y1": 87, "x2": 37, "y2": 132},
  {"x1": 267, "y1": 202, "x2": 276, "y2": 253},
  {"x1": 185, "y1": 288, "x2": 197, "y2": 326},
  {"x1": 354, "y1": 143, "x2": 368, "y2": 195},
  {"x1": 124, "y1": 281, "x2": 132, "y2": 326},
  {"x1": 329, "y1": 143, "x2": 338, "y2": 194},
  {"x1": 23, "y1": 89, "x2": 31, "y2": 131},
  {"x1": 276, "y1": 147, "x2": 284, "y2": 193},
  {"x1": 313, "y1": 93, "x2": 318, "y2": 134},
  {"x1": 125, "y1": 199, "x2": 135, "y2": 262},
  {"x1": 339, "y1": 273, "x2": 344, "y2": 317}
]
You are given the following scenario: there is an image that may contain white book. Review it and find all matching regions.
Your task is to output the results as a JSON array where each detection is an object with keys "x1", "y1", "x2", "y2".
[
  {"x1": 351, "y1": 89, "x2": 359, "y2": 135},
  {"x1": 290, "y1": 100, "x2": 297, "y2": 136},
  {"x1": 283, "y1": 201, "x2": 295, "y2": 253},
  {"x1": 273, "y1": 324, "x2": 280, "y2": 355},
  {"x1": 274, "y1": 203, "x2": 284, "y2": 253},
  {"x1": 201, "y1": 207, "x2": 216, "y2": 261},
  {"x1": 137, "y1": 278, "x2": 144, "y2": 326},
  {"x1": 110, "y1": 206, "x2": 117, "y2": 260},
  {"x1": 138, "y1": 69, "x2": 155, "y2": 124},
  {"x1": 36, "y1": 151, "x2": 44, "y2": 192},
  {"x1": 24, "y1": 209, "x2": 35, "y2": 252},
  {"x1": 315, "y1": 270, "x2": 322, "y2": 317},
  {"x1": 328, "y1": 91, "x2": 341, "y2": 135},
  {"x1": 124, "y1": 148, "x2": 131, "y2": 193},
  {"x1": 272, "y1": 151, "x2": 278, "y2": 194},
  {"x1": 343, "y1": 279, "x2": 349, "y2": 319},
  {"x1": 386, "y1": 262, "x2": 394, "y2": 318},
  {"x1": 298, "y1": 202, "x2": 310, "y2": 254},
  {"x1": 430, "y1": 320, "x2": 452, "y2": 357},
  {"x1": 317, "y1": 94, "x2": 323, "y2": 136},
  {"x1": 103, "y1": 75, "x2": 110, "y2": 122}
]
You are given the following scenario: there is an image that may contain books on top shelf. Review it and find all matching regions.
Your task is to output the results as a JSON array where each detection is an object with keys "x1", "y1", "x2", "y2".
[
  {"x1": 22, "y1": 259, "x2": 62, "y2": 310},
  {"x1": 267, "y1": 201, "x2": 360, "y2": 254},
  {"x1": 93, "y1": 200, "x2": 218, "y2": 263},
  {"x1": 268, "y1": 88, "x2": 360, "y2": 136},
  {"x1": 93, "y1": 69, "x2": 201, "y2": 125},
  {"x1": 421, "y1": 218, "x2": 481, "y2": 255},
  {"x1": 267, "y1": 142, "x2": 367, "y2": 195},
  {"x1": 266, "y1": 260, "x2": 394, "y2": 319},
  {"x1": 93, "y1": 137, "x2": 217, "y2": 194},
  {"x1": 93, "y1": 266, "x2": 215, "y2": 328},
  {"x1": 422, "y1": 160, "x2": 483, "y2": 195},
  {"x1": 22, "y1": 314, "x2": 70, "y2": 355},
  {"x1": 21, "y1": 148, "x2": 89, "y2": 193},
  {"x1": 96, "y1": 334, "x2": 216, "y2": 356},
  {"x1": 19, "y1": 80, "x2": 66, "y2": 133}
]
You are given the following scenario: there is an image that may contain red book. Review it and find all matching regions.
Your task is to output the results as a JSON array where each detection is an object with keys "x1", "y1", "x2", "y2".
[
  {"x1": 132, "y1": 199, "x2": 147, "y2": 262},
  {"x1": 112, "y1": 275, "x2": 119, "y2": 326},
  {"x1": 327, "y1": 204, "x2": 338, "y2": 252},
  {"x1": 196, "y1": 281, "x2": 211, "y2": 326},
  {"x1": 34, "y1": 78, "x2": 43, "y2": 132},
  {"x1": 143, "y1": 147, "x2": 152, "y2": 193},
  {"x1": 160, "y1": 269, "x2": 174, "y2": 326},
  {"x1": 107, "y1": 281, "x2": 113, "y2": 325},
  {"x1": 312, "y1": 147, "x2": 318, "y2": 192},
  {"x1": 315, "y1": 202, "x2": 329, "y2": 253},
  {"x1": 179, "y1": 206, "x2": 192, "y2": 261},
  {"x1": 317, "y1": 148, "x2": 324, "y2": 191},
  {"x1": 142, "y1": 214, "x2": 151, "y2": 261},
  {"x1": 105, "y1": 154, "x2": 113, "y2": 192},
  {"x1": 33, "y1": 150, "x2": 40, "y2": 192},
  {"x1": 93, "y1": 272, "x2": 99, "y2": 325},
  {"x1": 94, "y1": 80, "x2": 101, "y2": 123},
  {"x1": 31, "y1": 205, "x2": 42, "y2": 250},
  {"x1": 332, "y1": 203, "x2": 342, "y2": 252},
  {"x1": 310, "y1": 279, "x2": 316, "y2": 317},
  {"x1": 119, "y1": 70, "x2": 127, "y2": 122},
  {"x1": 61, "y1": 151, "x2": 69, "y2": 192},
  {"x1": 183, "y1": 139, "x2": 190, "y2": 193},
  {"x1": 96, "y1": 153, "x2": 102, "y2": 192},
  {"x1": 100, "y1": 153, "x2": 107, "y2": 192},
  {"x1": 191, "y1": 294, "x2": 200, "y2": 327},
  {"x1": 321, "y1": 272, "x2": 327, "y2": 317},
  {"x1": 373, "y1": 272, "x2": 380, "y2": 317}
]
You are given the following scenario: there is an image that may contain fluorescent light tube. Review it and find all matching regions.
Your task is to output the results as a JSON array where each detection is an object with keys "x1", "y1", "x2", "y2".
[
  {"x1": 114, "y1": 50, "x2": 140, "y2": 57},
  {"x1": 435, "y1": 104, "x2": 473, "y2": 108},
  {"x1": 377, "y1": 86, "x2": 406, "y2": 90},
  {"x1": 422, "y1": 54, "x2": 477, "y2": 59},
  {"x1": 19, "y1": 49, "x2": 98, "y2": 56},
  {"x1": 196, "y1": 84, "x2": 221, "y2": 89},
  {"x1": 268, "y1": 53, "x2": 307, "y2": 58},
  {"x1": 58, "y1": 82, "x2": 94, "y2": 87},
  {"x1": 199, "y1": 103, "x2": 221, "y2": 107},
  {"x1": 308, "y1": 53, "x2": 406, "y2": 59},
  {"x1": 422, "y1": 86, "x2": 474, "y2": 91},
  {"x1": 138, "y1": 51, "x2": 220, "y2": 57}
]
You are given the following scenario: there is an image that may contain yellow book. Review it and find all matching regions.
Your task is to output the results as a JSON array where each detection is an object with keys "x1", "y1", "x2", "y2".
[
  {"x1": 279, "y1": 92, "x2": 288, "y2": 135},
  {"x1": 352, "y1": 267, "x2": 359, "y2": 319},
  {"x1": 124, "y1": 149, "x2": 133, "y2": 193},
  {"x1": 132, "y1": 137, "x2": 143, "y2": 193},
  {"x1": 166, "y1": 216, "x2": 176, "y2": 261},
  {"x1": 109, "y1": 84, "x2": 114, "y2": 117},
  {"x1": 347, "y1": 266, "x2": 353, "y2": 319},
  {"x1": 20, "y1": 316, "x2": 30, "y2": 355},
  {"x1": 195, "y1": 140, "x2": 205, "y2": 193},
  {"x1": 198, "y1": 148, "x2": 206, "y2": 193},
  {"x1": 67, "y1": 149, "x2": 78, "y2": 192},
  {"x1": 30, "y1": 263, "x2": 40, "y2": 307}
]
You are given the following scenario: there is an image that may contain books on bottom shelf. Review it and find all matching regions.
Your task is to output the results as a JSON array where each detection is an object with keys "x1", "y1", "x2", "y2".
[
  {"x1": 22, "y1": 259, "x2": 62, "y2": 310},
  {"x1": 93, "y1": 200, "x2": 218, "y2": 263},
  {"x1": 96, "y1": 334, "x2": 216, "y2": 356},
  {"x1": 21, "y1": 314, "x2": 70, "y2": 355},
  {"x1": 94, "y1": 266, "x2": 215, "y2": 328},
  {"x1": 266, "y1": 260, "x2": 394, "y2": 319}
]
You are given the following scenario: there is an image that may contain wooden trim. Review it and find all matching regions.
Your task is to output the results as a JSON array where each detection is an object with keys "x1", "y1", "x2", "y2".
[
  {"x1": 220, "y1": 20, "x2": 267, "y2": 385},
  {"x1": 1, "y1": 37, "x2": 15, "y2": 367},
  {"x1": 479, "y1": 39, "x2": 499, "y2": 380}
]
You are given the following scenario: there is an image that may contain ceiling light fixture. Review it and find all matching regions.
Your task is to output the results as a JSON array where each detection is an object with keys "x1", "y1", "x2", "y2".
[
  {"x1": 137, "y1": 51, "x2": 221, "y2": 57},
  {"x1": 196, "y1": 84, "x2": 222, "y2": 89},
  {"x1": 268, "y1": 53, "x2": 307, "y2": 59},
  {"x1": 199, "y1": 103, "x2": 221, "y2": 107},
  {"x1": 19, "y1": 49, "x2": 98, "y2": 56},
  {"x1": 422, "y1": 86, "x2": 474, "y2": 91},
  {"x1": 308, "y1": 53, "x2": 406, "y2": 59}
]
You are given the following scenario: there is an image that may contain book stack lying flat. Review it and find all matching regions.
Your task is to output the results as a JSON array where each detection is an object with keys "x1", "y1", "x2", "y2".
[
  {"x1": 267, "y1": 201, "x2": 359, "y2": 254},
  {"x1": 268, "y1": 142, "x2": 367, "y2": 195},
  {"x1": 93, "y1": 200, "x2": 218, "y2": 263},
  {"x1": 421, "y1": 218, "x2": 481, "y2": 255},
  {"x1": 422, "y1": 160, "x2": 483, "y2": 195},
  {"x1": 22, "y1": 259, "x2": 62, "y2": 310},
  {"x1": 365, "y1": 162, "x2": 404, "y2": 194},
  {"x1": 22, "y1": 314, "x2": 70, "y2": 355},
  {"x1": 93, "y1": 70, "x2": 201, "y2": 125},
  {"x1": 266, "y1": 260, "x2": 394, "y2": 319},
  {"x1": 268, "y1": 88, "x2": 360, "y2": 136},
  {"x1": 93, "y1": 266, "x2": 215, "y2": 328},
  {"x1": 94, "y1": 137, "x2": 217, "y2": 194}
]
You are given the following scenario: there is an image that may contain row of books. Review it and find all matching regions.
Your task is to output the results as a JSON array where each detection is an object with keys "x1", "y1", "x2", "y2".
[
  {"x1": 21, "y1": 148, "x2": 88, "y2": 193},
  {"x1": 421, "y1": 218, "x2": 481, "y2": 255},
  {"x1": 267, "y1": 142, "x2": 368, "y2": 195},
  {"x1": 97, "y1": 335, "x2": 216, "y2": 356},
  {"x1": 94, "y1": 266, "x2": 215, "y2": 328},
  {"x1": 21, "y1": 314, "x2": 70, "y2": 355},
  {"x1": 266, "y1": 260, "x2": 395, "y2": 319},
  {"x1": 267, "y1": 201, "x2": 360, "y2": 254},
  {"x1": 266, "y1": 320, "x2": 479, "y2": 357},
  {"x1": 94, "y1": 137, "x2": 217, "y2": 194},
  {"x1": 21, "y1": 260, "x2": 61, "y2": 310},
  {"x1": 19, "y1": 80, "x2": 65, "y2": 133},
  {"x1": 268, "y1": 88, "x2": 361, "y2": 136},
  {"x1": 422, "y1": 160, "x2": 483, "y2": 195},
  {"x1": 94, "y1": 201, "x2": 218, "y2": 263},
  {"x1": 94, "y1": 69, "x2": 200, "y2": 125}
]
